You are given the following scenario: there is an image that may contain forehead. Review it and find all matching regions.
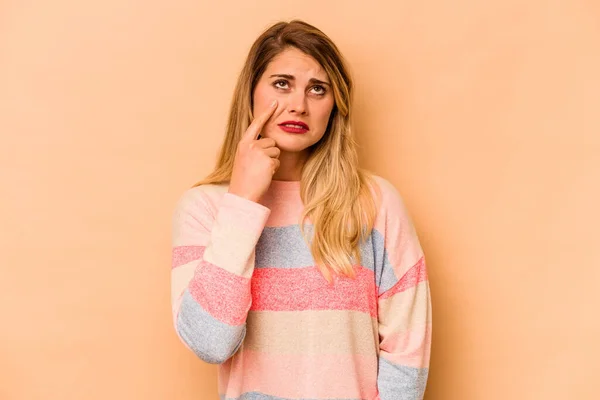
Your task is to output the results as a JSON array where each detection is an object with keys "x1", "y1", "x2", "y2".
[{"x1": 264, "y1": 47, "x2": 327, "y2": 80}]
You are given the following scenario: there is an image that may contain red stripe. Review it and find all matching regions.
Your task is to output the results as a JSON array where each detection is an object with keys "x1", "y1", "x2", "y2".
[
  {"x1": 188, "y1": 261, "x2": 252, "y2": 326},
  {"x1": 379, "y1": 256, "x2": 427, "y2": 300},
  {"x1": 172, "y1": 245, "x2": 205, "y2": 269},
  {"x1": 250, "y1": 265, "x2": 378, "y2": 317}
]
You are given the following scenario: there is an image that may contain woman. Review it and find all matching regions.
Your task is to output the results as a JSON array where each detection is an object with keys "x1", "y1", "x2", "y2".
[{"x1": 170, "y1": 19, "x2": 432, "y2": 400}]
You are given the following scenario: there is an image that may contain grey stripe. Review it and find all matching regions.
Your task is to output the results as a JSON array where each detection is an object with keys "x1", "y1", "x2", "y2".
[
  {"x1": 255, "y1": 225, "x2": 398, "y2": 295},
  {"x1": 367, "y1": 228, "x2": 398, "y2": 295},
  {"x1": 255, "y1": 225, "x2": 316, "y2": 269},
  {"x1": 176, "y1": 289, "x2": 246, "y2": 364},
  {"x1": 377, "y1": 357, "x2": 428, "y2": 400}
]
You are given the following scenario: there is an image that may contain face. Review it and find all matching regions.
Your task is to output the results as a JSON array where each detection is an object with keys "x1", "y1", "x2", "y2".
[{"x1": 252, "y1": 47, "x2": 335, "y2": 153}]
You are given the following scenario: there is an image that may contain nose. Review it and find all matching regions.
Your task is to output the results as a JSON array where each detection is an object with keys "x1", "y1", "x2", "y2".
[{"x1": 287, "y1": 91, "x2": 308, "y2": 115}]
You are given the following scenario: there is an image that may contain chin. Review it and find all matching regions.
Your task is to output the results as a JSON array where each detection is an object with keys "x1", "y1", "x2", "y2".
[
  {"x1": 267, "y1": 128, "x2": 317, "y2": 151},
  {"x1": 273, "y1": 138, "x2": 313, "y2": 153}
]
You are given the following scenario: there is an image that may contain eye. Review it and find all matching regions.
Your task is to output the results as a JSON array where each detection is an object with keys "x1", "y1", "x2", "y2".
[
  {"x1": 273, "y1": 79, "x2": 289, "y2": 89},
  {"x1": 311, "y1": 85, "x2": 327, "y2": 96}
]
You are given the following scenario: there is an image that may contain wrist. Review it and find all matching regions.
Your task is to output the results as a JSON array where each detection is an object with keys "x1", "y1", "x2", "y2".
[{"x1": 228, "y1": 189, "x2": 259, "y2": 203}]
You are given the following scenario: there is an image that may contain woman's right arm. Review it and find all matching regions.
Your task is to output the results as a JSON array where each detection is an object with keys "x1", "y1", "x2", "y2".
[{"x1": 170, "y1": 188, "x2": 271, "y2": 364}]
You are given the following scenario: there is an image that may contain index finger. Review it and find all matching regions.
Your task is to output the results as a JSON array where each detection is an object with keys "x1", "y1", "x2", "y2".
[{"x1": 242, "y1": 99, "x2": 278, "y2": 142}]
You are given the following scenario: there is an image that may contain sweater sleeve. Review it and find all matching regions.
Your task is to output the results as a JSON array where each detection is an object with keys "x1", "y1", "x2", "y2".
[
  {"x1": 170, "y1": 188, "x2": 271, "y2": 364},
  {"x1": 375, "y1": 181, "x2": 432, "y2": 400}
]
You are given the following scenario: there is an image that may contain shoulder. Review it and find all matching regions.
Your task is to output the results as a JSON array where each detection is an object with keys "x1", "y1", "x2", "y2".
[
  {"x1": 367, "y1": 175, "x2": 422, "y2": 256},
  {"x1": 366, "y1": 174, "x2": 409, "y2": 216}
]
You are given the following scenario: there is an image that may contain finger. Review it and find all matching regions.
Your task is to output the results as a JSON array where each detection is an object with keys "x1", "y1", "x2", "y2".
[
  {"x1": 263, "y1": 146, "x2": 280, "y2": 158},
  {"x1": 272, "y1": 159, "x2": 280, "y2": 174},
  {"x1": 256, "y1": 137, "x2": 277, "y2": 148},
  {"x1": 242, "y1": 99, "x2": 278, "y2": 142}
]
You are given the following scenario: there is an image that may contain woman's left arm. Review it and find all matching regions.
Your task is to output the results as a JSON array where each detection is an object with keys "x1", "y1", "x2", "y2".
[{"x1": 374, "y1": 179, "x2": 432, "y2": 400}]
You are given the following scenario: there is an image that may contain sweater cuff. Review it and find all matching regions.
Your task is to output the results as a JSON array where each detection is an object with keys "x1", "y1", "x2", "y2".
[
  {"x1": 205, "y1": 192, "x2": 271, "y2": 278},
  {"x1": 218, "y1": 192, "x2": 271, "y2": 227}
]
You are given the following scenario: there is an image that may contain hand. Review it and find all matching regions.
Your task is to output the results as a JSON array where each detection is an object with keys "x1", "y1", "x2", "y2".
[{"x1": 228, "y1": 99, "x2": 281, "y2": 203}]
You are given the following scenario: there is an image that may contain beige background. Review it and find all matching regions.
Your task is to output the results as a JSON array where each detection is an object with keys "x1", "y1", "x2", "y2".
[{"x1": 1, "y1": 0, "x2": 599, "y2": 399}]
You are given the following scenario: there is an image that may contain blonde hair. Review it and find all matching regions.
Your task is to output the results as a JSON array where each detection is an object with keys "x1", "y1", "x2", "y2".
[{"x1": 194, "y1": 20, "x2": 379, "y2": 284}]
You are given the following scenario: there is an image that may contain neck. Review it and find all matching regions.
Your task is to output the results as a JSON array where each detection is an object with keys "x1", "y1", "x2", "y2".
[{"x1": 272, "y1": 150, "x2": 309, "y2": 181}]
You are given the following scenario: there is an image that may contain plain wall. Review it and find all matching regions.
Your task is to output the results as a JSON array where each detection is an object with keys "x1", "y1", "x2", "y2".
[{"x1": 1, "y1": 1, "x2": 598, "y2": 399}]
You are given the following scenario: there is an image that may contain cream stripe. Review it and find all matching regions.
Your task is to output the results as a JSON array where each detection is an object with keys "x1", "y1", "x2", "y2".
[
  {"x1": 378, "y1": 280, "x2": 431, "y2": 334},
  {"x1": 171, "y1": 261, "x2": 197, "y2": 312},
  {"x1": 203, "y1": 224, "x2": 257, "y2": 278},
  {"x1": 243, "y1": 310, "x2": 379, "y2": 356}
]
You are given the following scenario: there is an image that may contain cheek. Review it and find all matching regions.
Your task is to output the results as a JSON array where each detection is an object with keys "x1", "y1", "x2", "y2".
[
  {"x1": 314, "y1": 101, "x2": 335, "y2": 130},
  {"x1": 252, "y1": 84, "x2": 271, "y2": 115}
]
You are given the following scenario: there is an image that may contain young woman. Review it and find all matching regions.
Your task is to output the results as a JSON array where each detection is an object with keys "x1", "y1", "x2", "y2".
[{"x1": 170, "y1": 19, "x2": 432, "y2": 400}]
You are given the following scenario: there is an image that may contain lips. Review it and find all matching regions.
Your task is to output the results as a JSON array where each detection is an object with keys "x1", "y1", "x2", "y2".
[{"x1": 278, "y1": 120, "x2": 309, "y2": 130}]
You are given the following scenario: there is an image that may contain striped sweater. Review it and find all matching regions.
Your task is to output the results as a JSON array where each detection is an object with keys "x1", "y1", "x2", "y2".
[{"x1": 170, "y1": 176, "x2": 432, "y2": 400}]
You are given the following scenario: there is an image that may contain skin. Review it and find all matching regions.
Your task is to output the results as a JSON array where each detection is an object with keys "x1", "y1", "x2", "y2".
[{"x1": 252, "y1": 47, "x2": 335, "y2": 181}]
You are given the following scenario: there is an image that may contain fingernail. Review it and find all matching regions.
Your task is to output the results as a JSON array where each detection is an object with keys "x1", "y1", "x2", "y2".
[{"x1": 270, "y1": 100, "x2": 277, "y2": 107}]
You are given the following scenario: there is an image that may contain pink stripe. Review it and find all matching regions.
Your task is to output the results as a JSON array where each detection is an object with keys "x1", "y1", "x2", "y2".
[
  {"x1": 250, "y1": 266, "x2": 378, "y2": 317},
  {"x1": 188, "y1": 262, "x2": 252, "y2": 326},
  {"x1": 381, "y1": 323, "x2": 432, "y2": 368},
  {"x1": 219, "y1": 349, "x2": 378, "y2": 399},
  {"x1": 260, "y1": 192, "x2": 307, "y2": 227},
  {"x1": 379, "y1": 256, "x2": 427, "y2": 300},
  {"x1": 172, "y1": 245, "x2": 205, "y2": 269}
]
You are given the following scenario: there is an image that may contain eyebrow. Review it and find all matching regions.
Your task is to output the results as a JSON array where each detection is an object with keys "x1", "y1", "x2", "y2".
[{"x1": 268, "y1": 74, "x2": 331, "y2": 86}]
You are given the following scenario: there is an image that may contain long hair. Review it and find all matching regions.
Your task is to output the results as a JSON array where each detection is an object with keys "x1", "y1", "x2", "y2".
[{"x1": 194, "y1": 20, "x2": 379, "y2": 284}]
